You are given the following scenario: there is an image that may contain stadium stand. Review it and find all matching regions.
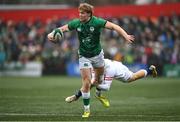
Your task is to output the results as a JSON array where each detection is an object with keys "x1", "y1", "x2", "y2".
[{"x1": 0, "y1": 3, "x2": 179, "y2": 76}]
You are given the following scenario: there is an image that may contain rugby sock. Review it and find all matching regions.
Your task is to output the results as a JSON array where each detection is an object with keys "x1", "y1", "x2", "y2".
[
  {"x1": 82, "y1": 92, "x2": 90, "y2": 112},
  {"x1": 75, "y1": 90, "x2": 82, "y2": 99},
  {"x1": 96, "y1": 87, "x2": 101, "y2": 97},
  {"x1": 143, "y1": 69, "x2": 148, "y2": 77},
  {"x1": 75, "y1": 84, "x2": 95, "y2": 99},
  {"x1": 147, "y1": 68, "x2": 152, "y2": 75},
  {"x1": 90, "y1": 84, "x2": 95, "y2": 89}
]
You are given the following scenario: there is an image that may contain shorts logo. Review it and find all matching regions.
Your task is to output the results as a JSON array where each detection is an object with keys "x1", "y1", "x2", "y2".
[{"x1": 84, "y1": 63, "x2": 89, "y2": 67}]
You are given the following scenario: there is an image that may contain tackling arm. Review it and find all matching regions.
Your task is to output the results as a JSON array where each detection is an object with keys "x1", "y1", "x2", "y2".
[
  {"x1": 91, "y1": 69, "x2": 112, "y2": 91},
  {"x1": 96, "y1": 81, "x2": 112, "y2": 91}
]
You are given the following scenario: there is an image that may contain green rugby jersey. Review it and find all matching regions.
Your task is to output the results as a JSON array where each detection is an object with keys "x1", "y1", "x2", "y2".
[{"x1": 68, "y1": 16, "x2": 107, "y2": 58}]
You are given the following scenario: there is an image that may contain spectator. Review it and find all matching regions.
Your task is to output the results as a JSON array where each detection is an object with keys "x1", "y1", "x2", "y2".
[{"x1": 0, "y1": 14, "x2": 179, "y2": 75}]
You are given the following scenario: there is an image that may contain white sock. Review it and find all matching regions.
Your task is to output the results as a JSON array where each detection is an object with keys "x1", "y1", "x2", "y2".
[
  {"x1": 81, "y1": 92, "x2": 90, "y2": 99},
  {"x1": 143, "y1": 69, "x2": 148, "y2": 77},
  {"x1": 84, "y1": 105, "x2": 90, "y2": 112}
]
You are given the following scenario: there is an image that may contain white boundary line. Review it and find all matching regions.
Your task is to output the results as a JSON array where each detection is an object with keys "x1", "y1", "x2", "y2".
[{"x1": 0, "y1": 113, "x2": 179, "y2": 118}]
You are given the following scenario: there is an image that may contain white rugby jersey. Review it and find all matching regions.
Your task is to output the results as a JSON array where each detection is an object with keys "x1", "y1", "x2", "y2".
[{"x1": 91, "y1": 59, "x2": 133, "y2": 91}]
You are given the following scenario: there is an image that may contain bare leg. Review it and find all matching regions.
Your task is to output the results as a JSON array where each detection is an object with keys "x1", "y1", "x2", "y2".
[
  {"x1": 81, "y1": 68, "x2": 91, "y2": 92},
  {"x1": 128, "y1": 69, "x2": 147, "y2": 83},
  {"x1": 80, "y1": 68, "x2": 91, "y2": 115},
  {"x1": 94, "y1": 66, "x2": 104, "y2": 84}
]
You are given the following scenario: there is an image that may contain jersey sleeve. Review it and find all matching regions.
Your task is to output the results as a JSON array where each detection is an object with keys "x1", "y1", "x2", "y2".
[
  {"x1": 68, "y1": 19, "x2": 79, "y2": 31},
  {"x1": 97, "y1": 17, "x2": 107, "y2": 28}
]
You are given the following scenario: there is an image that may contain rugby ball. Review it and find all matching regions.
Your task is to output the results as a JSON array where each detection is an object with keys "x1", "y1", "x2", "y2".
[{"x1": 53, "y1": 28, "x2": 63, "y2": 43}]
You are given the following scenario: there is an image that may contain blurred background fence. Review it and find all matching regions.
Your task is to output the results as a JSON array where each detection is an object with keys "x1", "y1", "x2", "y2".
[{"x1": 0, "y1": 0, "x2": 180, "y2": 77}]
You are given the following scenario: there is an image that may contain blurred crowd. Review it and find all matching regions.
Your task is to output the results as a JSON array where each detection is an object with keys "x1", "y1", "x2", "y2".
[
  {"x1": 0, "y1": 14, "x2": 179, "y2": 75},
  {"x1": 0, "y1": 0, "x2": 179, "y2": 6}
]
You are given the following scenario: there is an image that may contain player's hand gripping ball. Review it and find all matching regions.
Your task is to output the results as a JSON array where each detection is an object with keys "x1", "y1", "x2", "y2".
[{"x1": 52, "y1": 28, "x2": 64, "y2": 43}]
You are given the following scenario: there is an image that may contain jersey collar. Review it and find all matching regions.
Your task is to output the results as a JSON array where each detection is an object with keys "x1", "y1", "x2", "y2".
[{"x1": 81, "y1": 16, "x2": 93, "y2": 24}]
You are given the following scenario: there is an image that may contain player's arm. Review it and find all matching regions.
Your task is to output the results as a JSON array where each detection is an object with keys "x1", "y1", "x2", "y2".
[
  {"x1": 97, "y1": 80, "x2": 112, "y2": 91},
  {"x1": 91, "y1": 71, "x2": 112, "y2": 91},
  {"x1": 47, "y1": 24, "x2": 69, "y2": 42},
  {"x1": 105, "y1": 21, "x2": 135, "y2": 43}
]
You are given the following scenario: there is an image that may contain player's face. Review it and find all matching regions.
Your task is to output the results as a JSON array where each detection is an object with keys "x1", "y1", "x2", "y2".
[{"x1": 79, "y1": 10, "x2": 90, "y2": 22}]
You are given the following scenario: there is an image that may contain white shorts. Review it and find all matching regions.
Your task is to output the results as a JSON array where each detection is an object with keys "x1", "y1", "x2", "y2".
[{"x1": 79, "y1": 50, "x2": 104, "y2": 69}]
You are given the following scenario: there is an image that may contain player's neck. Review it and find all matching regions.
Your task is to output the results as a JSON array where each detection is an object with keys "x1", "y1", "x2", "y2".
[{"x1": 82, "y1": 16, "x2": 91, "y2": 23}]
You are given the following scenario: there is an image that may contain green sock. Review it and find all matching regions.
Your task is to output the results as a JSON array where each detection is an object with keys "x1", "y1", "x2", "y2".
[
  {"x1": 82, "y1": 92, "x2": 90, "y2": 112},
  {"x1": 83, "y1": 98, "x2": 90, "y2": 106}
]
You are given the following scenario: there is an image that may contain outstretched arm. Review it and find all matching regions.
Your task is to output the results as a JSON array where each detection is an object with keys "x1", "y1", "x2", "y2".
[{"x1": 105, "y1": 21, "x2": 135, "y2": 43}]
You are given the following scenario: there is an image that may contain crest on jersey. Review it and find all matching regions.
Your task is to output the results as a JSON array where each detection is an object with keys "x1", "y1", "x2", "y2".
[
  {"x1": 90, "y1": 27, "x2": 94, "y2": 32},
  {"x1": 84, "y1": 63, "x2": 89, "y2": 67}
]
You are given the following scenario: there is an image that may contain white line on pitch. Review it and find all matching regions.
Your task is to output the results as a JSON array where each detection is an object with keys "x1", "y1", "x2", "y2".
[{"x1": 0, "y1": 113, "x2": 179, "y2": 118}]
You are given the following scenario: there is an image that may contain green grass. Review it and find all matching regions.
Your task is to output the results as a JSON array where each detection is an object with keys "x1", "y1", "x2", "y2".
[{"x1": 0, "y1": 76, "x2": 180, "y2": 121}]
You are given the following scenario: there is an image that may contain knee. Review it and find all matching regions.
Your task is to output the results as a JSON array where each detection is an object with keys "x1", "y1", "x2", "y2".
[
  {"x1": 83, "y1": 82, "x2": 90, "y2": 88},
  {"x1": 82, "y1": 77, "x2": 91, "y2": 92}
]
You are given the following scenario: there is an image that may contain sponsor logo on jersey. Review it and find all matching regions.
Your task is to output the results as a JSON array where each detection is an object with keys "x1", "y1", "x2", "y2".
[
  {"x1": 77, "y1": 28, "x2": 81, "y2": 32},
  {"x1": 90, "y1": 27, "x2": 94, "y2": 32}
]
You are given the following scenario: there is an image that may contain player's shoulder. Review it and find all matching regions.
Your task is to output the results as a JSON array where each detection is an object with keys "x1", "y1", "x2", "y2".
[
  {"x1": 104, "y1": 59, "x2": 122, "y2": 64},
  {"x1": 68, "y1": 18, "x2": 81, "y2": 29},
  {"x1": 69, "y1": 18, "x2": 80, "y2": 23},
  {"x1": 93, "y1": 16, "x2": 106, "y2": 21},
  {"x1": 92, "y1": 16, "x2": 107, "y2": 27}
]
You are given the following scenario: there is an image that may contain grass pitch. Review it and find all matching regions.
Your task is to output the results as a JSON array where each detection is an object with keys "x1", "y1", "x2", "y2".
[{"x1": 0, "y1": 76, "x2": 180, "y2": 121}]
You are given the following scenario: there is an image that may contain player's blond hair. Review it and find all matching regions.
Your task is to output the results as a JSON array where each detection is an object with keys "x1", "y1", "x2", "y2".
[{"x1": 78, "y1": 3, "x2": 94, "y2": 16}]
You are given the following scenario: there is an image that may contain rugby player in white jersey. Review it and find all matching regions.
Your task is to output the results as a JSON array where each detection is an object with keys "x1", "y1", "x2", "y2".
[{"x1": 65, "y1": 59, "x2": 157, "y2": 107}]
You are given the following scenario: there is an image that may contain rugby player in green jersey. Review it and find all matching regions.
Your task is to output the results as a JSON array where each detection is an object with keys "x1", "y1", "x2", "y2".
[{"x1": 48, "y1": 3, "x2": 134, "y2": 118}]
